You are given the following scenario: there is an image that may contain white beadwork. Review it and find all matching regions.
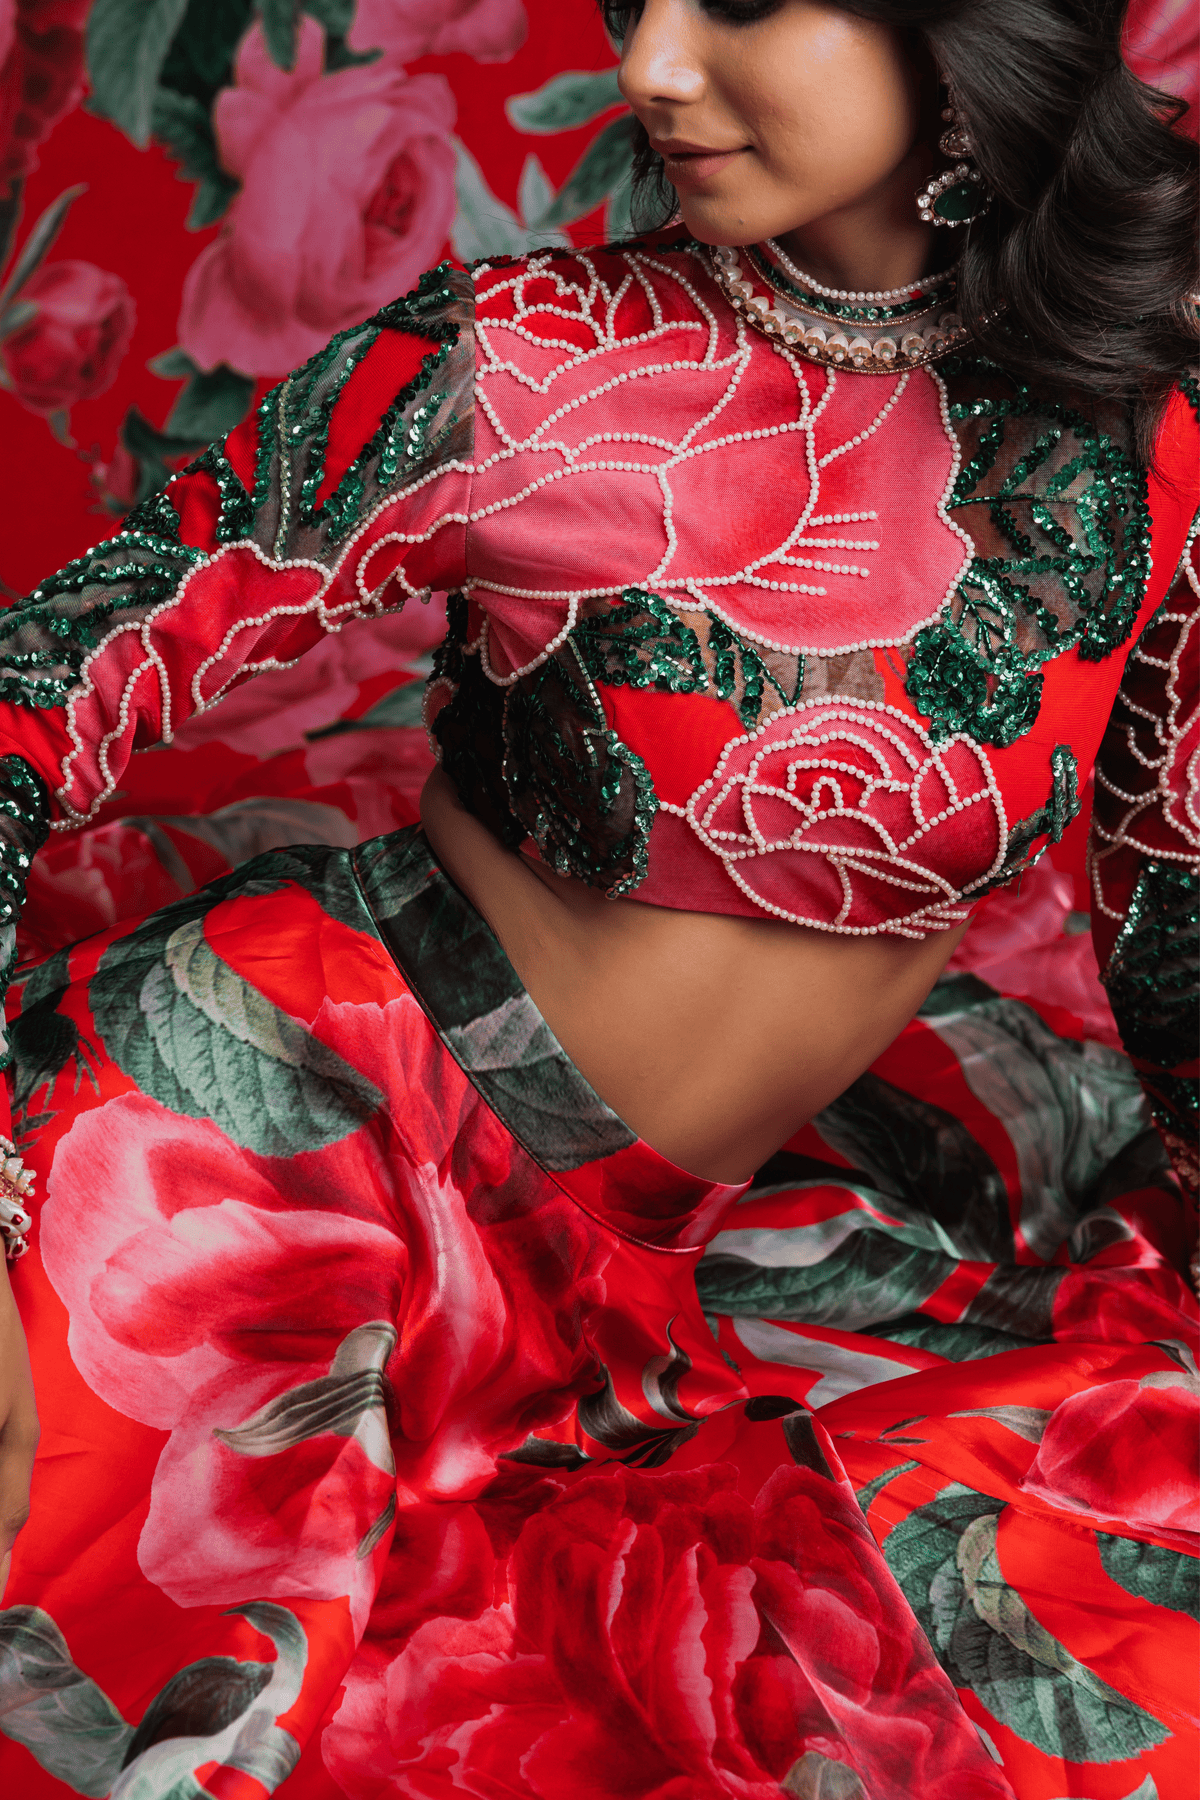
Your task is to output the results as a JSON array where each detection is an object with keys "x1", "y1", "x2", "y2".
[
  {"x1": 1090, "y1": 510, "x2": 1200, "y2": 926},
  {"x1": 709, "y1": 246, "x2": 968, "y2": 377},
  {"x1": 49, "y1": 240, "x2": 1014, "y2": 945},
  {"x1": 763, "y1": 239, "x2": 959, "y2": 303},
  {"x1": 666, "y1": 693, "x2": 1005, "y2": 936}
]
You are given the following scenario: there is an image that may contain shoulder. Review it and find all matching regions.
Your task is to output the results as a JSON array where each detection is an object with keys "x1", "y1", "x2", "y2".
[{"x1": 467, "y1": 229, "x2": 711, "y2": 319}]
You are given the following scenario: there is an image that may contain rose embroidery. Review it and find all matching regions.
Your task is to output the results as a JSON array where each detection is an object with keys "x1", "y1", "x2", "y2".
[{"x1": 683, "y1": 698, "x2": 1004, "y2": 933}]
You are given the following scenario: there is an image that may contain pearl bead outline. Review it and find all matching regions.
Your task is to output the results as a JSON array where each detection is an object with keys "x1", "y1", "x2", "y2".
[{"x1": 665, "y1": 694, "x2": 1009, "y2": 936}]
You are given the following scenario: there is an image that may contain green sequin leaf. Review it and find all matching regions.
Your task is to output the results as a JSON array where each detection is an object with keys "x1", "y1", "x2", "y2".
[
  {"x1": 1104, "y1": 860, "x2": 1199, "y2": 1077},
  {"x1": 575, "y1": 588, "x2": 794, "y2": 730},
  {"x1": 910, "y1": 367, "x2": 1151, "y2": 747},
  {"x1": 1000, "y1": 744, "x2": 1081, "y2": 875},
  {"x1": 905, "y1": 622, "x2": 1042, "y2": 749},
  {"x1": 503, "y1": 638, "x2": 658, "y2": 897}
]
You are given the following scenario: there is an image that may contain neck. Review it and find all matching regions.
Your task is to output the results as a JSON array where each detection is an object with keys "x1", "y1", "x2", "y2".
[{"x1": 773, "y1": 145, "x2": 962, "y2": 294}]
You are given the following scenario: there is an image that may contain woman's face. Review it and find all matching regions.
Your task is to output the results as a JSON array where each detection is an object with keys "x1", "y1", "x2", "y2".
[{"x1": 617, "y1": 0, "x2": 930, "y2": 250}]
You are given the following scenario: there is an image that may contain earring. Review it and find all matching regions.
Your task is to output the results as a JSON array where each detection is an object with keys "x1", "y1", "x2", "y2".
[{"x1": 916, "y1": 94, "x2": 993, "y2": 227}]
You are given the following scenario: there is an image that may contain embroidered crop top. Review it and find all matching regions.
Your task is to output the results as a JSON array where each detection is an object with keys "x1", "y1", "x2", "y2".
[{"x1": 0, "y1": 237, "x2": 1196, "y2": 1188}]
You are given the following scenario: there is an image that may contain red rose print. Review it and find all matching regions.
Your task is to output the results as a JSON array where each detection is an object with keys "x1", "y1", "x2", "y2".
[
  {"x1": 2, "y1": 259, "x2": 135, "y2": 413},
  {"x1": 1020, "y1": 1369, "x2": 1200, "y2": 1540},
  {"x1": 0, "y1": 0, "x2": 89, "y2": 190},
  {"x1": 325, "y1": 1459, "x2": 1013, "y2": 1798}
]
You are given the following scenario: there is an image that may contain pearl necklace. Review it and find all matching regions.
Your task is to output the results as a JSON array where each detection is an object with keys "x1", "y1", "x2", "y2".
[
  {"x1": 709, "y1": 243, "x2": 969, "y2": 374},
  {"x1": 765, "y1": 238, "x2": 959, "y2": 304}
]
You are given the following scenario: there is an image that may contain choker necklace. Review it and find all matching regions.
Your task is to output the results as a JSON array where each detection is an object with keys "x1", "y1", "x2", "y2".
[
  {"x1": 709, "y1": 241, "x2": 969, "y2": 374},
  {"x1": 765, "y1": 238, "x2": 958, "y2": 304},
  {"x1": 749, "y1": 247, "x2": 945, "y2": 327}
]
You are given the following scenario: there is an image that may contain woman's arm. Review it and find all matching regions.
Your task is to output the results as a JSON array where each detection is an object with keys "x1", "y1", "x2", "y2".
[
  {"x1": 0, "y1": 1257, "x2": 36, "y2": 1599},
  {"x1": 0, "y1": 262, "x2": 476, "y2": 1092},
  {"x1": 1091, "y1": 474, "x2": 1199, "y2": 1210}
]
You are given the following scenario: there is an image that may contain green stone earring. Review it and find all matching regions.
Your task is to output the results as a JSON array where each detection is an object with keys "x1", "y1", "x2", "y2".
[{"x1": 916, "y1": 99, "x2": 994, "y2": 228}]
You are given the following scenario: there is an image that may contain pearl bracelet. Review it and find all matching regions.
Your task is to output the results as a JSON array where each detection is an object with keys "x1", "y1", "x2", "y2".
[{"x1": 0, "y1": 1135, "x2": 33, "y2": 1261}]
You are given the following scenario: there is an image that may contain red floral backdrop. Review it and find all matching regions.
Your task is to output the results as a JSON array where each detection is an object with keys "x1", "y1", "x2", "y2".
[
  {"x1": 0, "y1": 0, "x2": 1194, "y2": 604},
  {"x1": 0, "y1": 0, "x2": 640, "y2": 598}
]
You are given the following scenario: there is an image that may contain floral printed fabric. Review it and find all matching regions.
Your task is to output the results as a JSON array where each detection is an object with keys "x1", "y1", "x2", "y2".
[{"x1": 1, "y1": 808, "x2": 1196, "y2": 1800}]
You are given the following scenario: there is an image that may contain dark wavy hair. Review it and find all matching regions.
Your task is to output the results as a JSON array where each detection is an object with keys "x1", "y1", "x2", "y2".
[{"x1": 600, "y1": 0, "x2": 1198, "y2": 458}]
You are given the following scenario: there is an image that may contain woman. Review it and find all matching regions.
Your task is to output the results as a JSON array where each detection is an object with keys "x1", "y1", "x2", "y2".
[{"x1": 0, "y1": 0, "x2": 1195, "y2": 1795}]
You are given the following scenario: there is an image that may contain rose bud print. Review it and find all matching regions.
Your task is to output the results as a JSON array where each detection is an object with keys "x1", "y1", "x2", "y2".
[{"x1": 2, "y1": 258, "x2": 135, "y2": 413}]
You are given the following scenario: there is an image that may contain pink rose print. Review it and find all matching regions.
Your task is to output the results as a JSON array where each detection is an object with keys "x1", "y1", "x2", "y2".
[
  {"x1": 350, "y1": 0, "x2": 528, "y2": 63},
  {"x1": 38, "y1": 973, "x2": 619, "y2": 1630},
  {"x1": 324, "y1": 1461, "x2": 1012, "y2": 1799},
  {"x1": 1124, "y1": 0, "x2": 1198, "y2": 135},
  {"x1": 682, "y1": 697, "x2": 1004, "y2": 933},
  {"x1": 178, "y1": 18, "x2": 457, "y2": 378},
  {"x1": 1020, "y1": 1368, "x2": 1200, "y2": 1542},
  {"x1": 2, "y1": 260, "x2": 135, "y2": 413},
  {"x1": 41, "y1": 1090, "x2": 409, "y2": 1631}
]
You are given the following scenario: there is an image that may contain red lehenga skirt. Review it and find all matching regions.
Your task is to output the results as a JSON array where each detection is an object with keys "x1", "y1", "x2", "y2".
[{"x1": 0, "y1": 646, "x2": 1196, "y2": 1800}]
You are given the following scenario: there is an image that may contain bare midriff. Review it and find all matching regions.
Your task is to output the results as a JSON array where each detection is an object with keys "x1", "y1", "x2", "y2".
[{"x1": 422, "y1": 767, "x2": 968, "y2": 1185}]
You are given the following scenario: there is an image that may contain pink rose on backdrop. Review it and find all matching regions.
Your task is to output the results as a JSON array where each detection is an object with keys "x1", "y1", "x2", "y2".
[
  {"x1": 0, "y1": 0, "x2": 90, "y2": 190},
  {"x1": 350, "y1": 0, "x2": 527, "y2": 63},
  {"x1": 178, "y1": 18, "x2": 457, "y2": 378},
  {"x1": 1, "y1": 259, "x2": 135, "y2": 412}
]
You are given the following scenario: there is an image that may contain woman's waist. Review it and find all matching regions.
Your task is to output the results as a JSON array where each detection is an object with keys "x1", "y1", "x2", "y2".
[{"x1": 420, "y1": 769, "x2": 968, "y2": 1183}]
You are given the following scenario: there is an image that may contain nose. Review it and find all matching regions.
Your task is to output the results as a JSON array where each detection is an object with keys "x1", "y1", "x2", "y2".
[{"x1": 618, "y1": 0, "x2": 707, "y2": 111}]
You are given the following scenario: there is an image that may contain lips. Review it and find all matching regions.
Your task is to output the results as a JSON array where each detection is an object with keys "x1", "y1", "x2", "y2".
[{"x1": 653, "y1": 141, "x2": 747, "y2": 185}]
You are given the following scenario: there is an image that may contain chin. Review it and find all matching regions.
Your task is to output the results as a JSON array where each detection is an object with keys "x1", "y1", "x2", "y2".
[{"x1": 673, "y1": 201, "x2": 757, "y2": 249}]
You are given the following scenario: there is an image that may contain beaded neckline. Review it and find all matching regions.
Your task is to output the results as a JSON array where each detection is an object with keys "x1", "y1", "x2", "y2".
[
  {"x1": 765, "y1": 238, "x2": 959, "y2": 305},
  {"x1": 748, "y1": 247, "x2": 947, "y2": 326},
  {"x1": 709, "y1": 241, "x2": 970, "y2": 374}
]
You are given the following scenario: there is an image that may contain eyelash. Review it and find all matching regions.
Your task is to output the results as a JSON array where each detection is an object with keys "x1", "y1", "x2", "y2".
[
  {"x1": 700, "y1": 0, "x2": 784, "y2": 20},
  {"x1": 610, "y1": 0, "x2": 784, "y2": 33}
]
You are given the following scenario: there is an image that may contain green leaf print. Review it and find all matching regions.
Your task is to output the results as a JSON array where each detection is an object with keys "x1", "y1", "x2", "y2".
[
  {"x1": 505, "y1": 68, "x2": 624, "y2": 135},
  {"x1": 1096, "y1": 1533, "x2": 1200, "y2": 1621},
  {"x1": 0, "y1": 1608, "x2": 132, "y2": 1796},
  {"x1": 779, "y1": 1750, "x2": 867, "y2": 1797},
  {"x1": 884, "y1": 1487, "x2": 1169, "y2": 1763},
  {"x1": 86, "y1": 0, "x2": 190, "y2": 146},
  {"x1": 357, "y1": 828, "x2": 637, "y2": 1170},
  {"x1": 697, "y1": 1224, "x2": 955, "y2": 1330},
  {"x1": 90, "y1": 901, "x2": 382, "y2": 1156},
  {"x1": 853, "y1": 1460, "x2": 921, "y2": 1521},
  {"x1": 8, "y1": 948, "x2": 100, "y2": 1134},
  {"x1": 0, "y1": 1601, "x2": 306, "y2": 1797},
  {"x1": 860, "y1": 1315, "x2": 1045, "y2": 1360},
  {"x1": 814, "y1": 1071, "x2": 1015, "y2": 1263}
]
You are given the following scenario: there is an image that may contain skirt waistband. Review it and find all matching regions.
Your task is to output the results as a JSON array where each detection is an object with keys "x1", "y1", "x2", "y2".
[{"x1": 351, "y1": 827, "x2": 747, "y2": 1251}]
